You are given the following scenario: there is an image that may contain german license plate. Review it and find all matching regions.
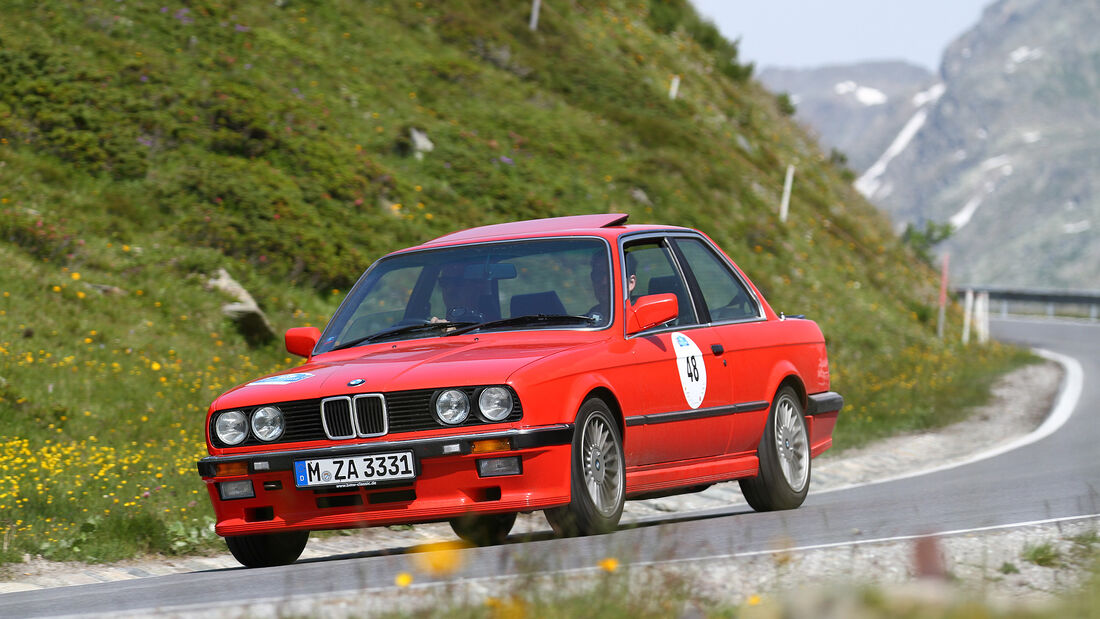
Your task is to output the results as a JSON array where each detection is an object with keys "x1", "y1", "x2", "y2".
[{"x1": 293, "y1": 451, "x2": 415, "y2": 488}]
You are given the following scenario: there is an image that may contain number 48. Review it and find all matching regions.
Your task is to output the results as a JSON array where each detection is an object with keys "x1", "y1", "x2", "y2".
[{"x1": 685, "y1": 355, "x2": 700, "y2": 382}]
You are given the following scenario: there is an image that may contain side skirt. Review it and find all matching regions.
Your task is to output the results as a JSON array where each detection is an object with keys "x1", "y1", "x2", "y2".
[{"x1": 624, "y1": 452, "x2": 759, "y2": 497}]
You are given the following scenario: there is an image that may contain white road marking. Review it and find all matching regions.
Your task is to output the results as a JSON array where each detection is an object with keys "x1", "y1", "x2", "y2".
[
  {"x1": 814, "y1": 346, "x2": 1083, "y2": 496},
  {"x1": 636, "y1": 513, "x2": 1100, "y2": 566}
]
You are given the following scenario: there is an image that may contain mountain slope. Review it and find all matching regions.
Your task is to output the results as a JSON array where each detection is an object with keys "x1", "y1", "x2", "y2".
[
  {"x1": 759, "y1": 61, "x2": 936, "y2": 172},
  {"x1": 0, "y1": 0, "x2": 1022, "y2": 562},
  {"x1": 858, "y1": 0, "x2": 1100, "y2": 287}
]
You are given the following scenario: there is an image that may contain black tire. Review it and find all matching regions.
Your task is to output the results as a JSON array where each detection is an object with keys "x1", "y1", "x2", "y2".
[
  {"x1": 449, "y1": 512, "x2": 517, "y2": 546},
  {"x1": 225, "y1": 530, "x2": 310, "y2": 568},
  {"x1": 544, "y1": 398, "x2": 625, "y2": 537},
  {"x1": 739, "y1": 386, "x2": 811, "y2": 512}
]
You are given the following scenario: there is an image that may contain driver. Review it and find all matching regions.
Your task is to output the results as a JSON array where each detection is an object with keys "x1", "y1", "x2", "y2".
[
  {"x1": 432, "y1": 264, "x2": 486, "y2": 323},
  {"x1": 587, "y1": 251, "x2": 635, "y2": 321}
]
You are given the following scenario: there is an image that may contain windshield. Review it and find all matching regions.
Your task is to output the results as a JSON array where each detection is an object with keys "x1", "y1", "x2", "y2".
[{"x1": 316, "y1": 238, "x2": 612, "y2": 353}]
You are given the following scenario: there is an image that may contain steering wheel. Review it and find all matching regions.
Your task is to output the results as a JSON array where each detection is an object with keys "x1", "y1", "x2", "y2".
[{"x1": 447, "y1": 306, "x2": 484, "y2": 322}]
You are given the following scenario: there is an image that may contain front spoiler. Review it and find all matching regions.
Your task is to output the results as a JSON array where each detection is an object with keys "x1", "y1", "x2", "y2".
[{"x1": 197, "y1": 424, "x2": 574, "y2": 478}]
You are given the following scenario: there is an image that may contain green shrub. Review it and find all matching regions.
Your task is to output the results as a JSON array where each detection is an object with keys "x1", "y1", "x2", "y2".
[{"x1": 1023, "y1": 542, "x2": 1062, "y2": 567}]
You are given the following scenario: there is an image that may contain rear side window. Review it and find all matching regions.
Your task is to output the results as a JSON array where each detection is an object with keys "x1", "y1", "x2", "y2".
[{"x1": 675, "y1": 238, "x2": 760, "y2": 322}]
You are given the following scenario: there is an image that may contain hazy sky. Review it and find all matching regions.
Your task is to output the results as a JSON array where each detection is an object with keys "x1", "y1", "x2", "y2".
[{"x1": 691, "y1": 0, "x2": 991, "y2": 71}]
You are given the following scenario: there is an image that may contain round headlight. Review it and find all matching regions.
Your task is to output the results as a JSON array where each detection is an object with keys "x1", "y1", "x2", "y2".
[
  {"x1": 435, "y1": 389, "x2": 469, "y2": 425},
  {"x1": 251, "y1": 406, "x2": 285, "y2": 442},
  {"x1": 215, "y1": 410, "x2": 248, "y2": 445},
  {"x1": 478, "y1": 387, "x2": 513, "y2": 422}
]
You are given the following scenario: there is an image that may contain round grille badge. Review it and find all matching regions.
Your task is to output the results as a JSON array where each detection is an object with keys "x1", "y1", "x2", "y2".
[{"x1": 347, "y1": 378, "x2": 365, "y2": 387}]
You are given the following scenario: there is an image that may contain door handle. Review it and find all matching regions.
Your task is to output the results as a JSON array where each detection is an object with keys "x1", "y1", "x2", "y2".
[{"x1": 710, "y1": 344, "x2": 724, "y2": 356}]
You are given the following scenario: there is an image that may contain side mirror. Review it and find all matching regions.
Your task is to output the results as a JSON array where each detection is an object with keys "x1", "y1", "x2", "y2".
[
  {"x1": 626, "y1": 293, "x2": 678, "y2": 335},
  {"x1": 285, "y1": 327, "x2": 320, "y2": 358}
]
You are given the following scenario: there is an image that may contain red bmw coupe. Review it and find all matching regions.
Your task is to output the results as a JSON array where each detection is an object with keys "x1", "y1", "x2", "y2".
[{"x1": 198, "y1": 214, "x2": 842, "y2": 567}]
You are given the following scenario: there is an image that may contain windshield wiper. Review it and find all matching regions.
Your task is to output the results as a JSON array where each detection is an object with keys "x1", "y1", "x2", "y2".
[
  {"x1": 445, "y1": 314, "x2": 596, "y2": 337},
  {"x1": 332, "y1": 320, "x2": 477, "y2": 351}
]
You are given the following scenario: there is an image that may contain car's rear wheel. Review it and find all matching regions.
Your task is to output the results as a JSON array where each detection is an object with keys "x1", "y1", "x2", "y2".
[
  {"x1": 449, "y1": 512, "x2": 517, "y2": 546},
  {"x1": 544, "y1": 398, "x2": 624, "y2": 536},
  {"x1": 225, "y1": 530, "x2": 309, "y2": 568},
  {"x1": 739, "y1": 385, "x2": 811, "y2": 511}
]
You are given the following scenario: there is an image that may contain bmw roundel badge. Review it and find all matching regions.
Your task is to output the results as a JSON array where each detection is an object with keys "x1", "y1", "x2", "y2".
[{"x1": 347, "y1": 378, "x2": 365, "y2": 387}]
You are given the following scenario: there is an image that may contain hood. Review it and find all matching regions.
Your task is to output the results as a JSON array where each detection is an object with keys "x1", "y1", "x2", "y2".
[{"x1": 212, "y1": 334, "x2": 599, "y2": 410}]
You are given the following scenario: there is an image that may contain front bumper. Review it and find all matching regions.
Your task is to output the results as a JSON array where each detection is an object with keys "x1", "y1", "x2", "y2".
[{"x1": 198, "y1": 425, "x2": 573, "y2": 537}]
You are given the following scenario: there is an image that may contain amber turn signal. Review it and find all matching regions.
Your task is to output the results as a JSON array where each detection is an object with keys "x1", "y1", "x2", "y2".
[
  {"x1": 470, "y1": 438, "x2": 512, "y2": 454},
  {"x1": 215, "y1": 461, "x2": 249, "y2": 477}
]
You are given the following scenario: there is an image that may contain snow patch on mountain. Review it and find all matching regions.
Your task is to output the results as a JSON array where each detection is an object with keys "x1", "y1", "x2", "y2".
[
  {"x1": 1063, "y1": 220, "x2": 1091, "y2": 235},
  {"x1": 911, "y1": 83, "x2": 946, "y2": 107},
  {"x1": 833, "y1": 81, "x2": 888, "y2": 106},
  {"x1": 852, "y1": 82, "x2": 946, "y2": 198},
  {"x1": 855, "y1": 108, "x2": 929, "y2": 198},
  {"x1": 950, "y1": 196, "x2": 984, "y2": 230},
  {"x1": 1006, "y1": 46, "x2": 1043, "y2": 73},
  {"x1": 980, "y1": 155, "x2": 1012, "y2": 172},
  {"x1": 1009, "y1": 46, "x2": 1043, "y2": 64}
]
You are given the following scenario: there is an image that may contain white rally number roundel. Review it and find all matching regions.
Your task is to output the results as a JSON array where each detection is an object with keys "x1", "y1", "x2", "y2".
[{"x1": 671, "y1": 332, "x2": 706, "y2": 409}]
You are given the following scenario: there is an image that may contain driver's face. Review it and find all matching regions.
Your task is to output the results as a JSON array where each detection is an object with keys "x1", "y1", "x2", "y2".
[{"x1": 439, "y1": 276, "x2": 462, "y2": 305}]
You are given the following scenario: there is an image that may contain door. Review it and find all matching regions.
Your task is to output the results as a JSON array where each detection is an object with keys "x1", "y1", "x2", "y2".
[
  {"x1": 672, "y1": 236, "x2": 771, "y2": 455},
  {"x1": 621, "y1": 237, "x2": 732, "y2": 465}
]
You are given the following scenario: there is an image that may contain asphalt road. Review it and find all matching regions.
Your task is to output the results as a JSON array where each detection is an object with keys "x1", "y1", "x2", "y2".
[{"x1": 3, "y1": 318, "x2": 1097, "y2": 617}]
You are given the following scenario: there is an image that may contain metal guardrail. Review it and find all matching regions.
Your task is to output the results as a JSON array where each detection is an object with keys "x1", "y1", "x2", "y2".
[{"x1": 952, "y1": 287, "x2": 1100, "y2": 320}]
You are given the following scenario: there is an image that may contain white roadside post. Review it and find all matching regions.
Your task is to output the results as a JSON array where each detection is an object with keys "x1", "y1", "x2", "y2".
[
  {"x1": 529, "y1": 0, "x2": 541, "y2": 31},
  {"x1": 962, "y1": 289, "x2": 974, "y2": 345},
  {"x1": 779, "y1": 164, "x2": 795, "y2": 223},
  {"x1": 936, "y1": 254, "x2": 949, "y2": 339},
  {"x1": 669, "y1": 74, "x2": 681, "y2": 100},
  {"x1": 977, "y1": 292, "x2": 990, "y2": 344}
]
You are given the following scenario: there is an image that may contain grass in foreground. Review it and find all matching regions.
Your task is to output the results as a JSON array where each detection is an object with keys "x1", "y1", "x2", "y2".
[{"x1": 368, "y1": 544, "x2": 1100, "y2": 619}]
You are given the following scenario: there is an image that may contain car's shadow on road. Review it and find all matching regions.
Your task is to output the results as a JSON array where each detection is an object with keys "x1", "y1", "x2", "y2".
[{"x1": 282, "y1": 505, "x2": 754, "y2": 567}]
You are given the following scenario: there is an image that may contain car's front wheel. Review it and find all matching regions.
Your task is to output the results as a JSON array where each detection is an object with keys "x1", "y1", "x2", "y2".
[
  {"x1": 225, "y1": 530, "x2": 309, "y2": 568},
  {"x1": 739, "y1": 385, "x2": 811, "y2": 511},
  {"x1": 544, "y1": 398, "x2": 625, "y2": 536},
  {"x1": 449, "y1": 512, "x2": 517, "y2": 546}
]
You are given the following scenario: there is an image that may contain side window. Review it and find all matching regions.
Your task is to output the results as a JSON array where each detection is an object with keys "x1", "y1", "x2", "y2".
[
  {"x1": 675, "y1": 238, "x2": 760, "y2": 322},
  {"x1": 622, "y1": 239, "x2": 697, "y2": 327}
]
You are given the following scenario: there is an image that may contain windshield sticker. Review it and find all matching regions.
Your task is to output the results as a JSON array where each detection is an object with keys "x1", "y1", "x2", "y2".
[
  {"x1": 248, "y1": 373, "x2": 314, "y2": 386},
  {"x1": 671, "y1": 332, "x2": 707, "y2": 409}
]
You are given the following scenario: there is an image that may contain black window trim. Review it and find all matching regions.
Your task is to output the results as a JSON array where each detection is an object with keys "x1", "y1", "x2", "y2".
[
  {"x1": 619, "y1": 231, "x2": 702, "y2": 340},
  {"x1": 669, "y1": 235, "x2": 766, "y2": 325},
  {"x1": 618, "y1": 231, "x2": 766, "y2": 339},
  {"x1": 666, "y1": 238, "x2": 713, "y2": 322}
]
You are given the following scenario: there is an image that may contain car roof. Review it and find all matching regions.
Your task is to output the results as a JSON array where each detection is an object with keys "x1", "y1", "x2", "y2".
[{"x1": 415, "y1": 213, "x2": 692, "y2": 249}]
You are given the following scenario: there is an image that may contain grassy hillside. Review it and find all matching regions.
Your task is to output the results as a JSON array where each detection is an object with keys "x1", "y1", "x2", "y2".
[{"x1": 0, "y1": 0, "x2": 1026, "y2": 562}]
